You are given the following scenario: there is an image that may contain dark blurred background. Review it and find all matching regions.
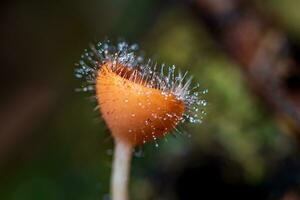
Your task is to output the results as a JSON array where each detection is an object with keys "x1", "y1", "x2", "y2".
[{"x1": 1, "y1": 0, "x2": 300, "y2": 199}]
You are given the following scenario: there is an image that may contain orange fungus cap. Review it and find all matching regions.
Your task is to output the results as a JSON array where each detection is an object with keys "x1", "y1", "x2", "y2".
[{"x1": 96, "y1": 62, "x2": 185, "y2": 146}]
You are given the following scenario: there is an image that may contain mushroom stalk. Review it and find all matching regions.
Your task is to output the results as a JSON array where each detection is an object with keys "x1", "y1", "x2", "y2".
[{"x1": 111, "y1": 140, "x2": 132, "y2": 200}]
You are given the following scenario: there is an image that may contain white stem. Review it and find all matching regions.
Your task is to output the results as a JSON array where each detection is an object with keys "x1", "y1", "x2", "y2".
[{"x1": 111, "y1": 140, "x2": 132, "y2": 200}]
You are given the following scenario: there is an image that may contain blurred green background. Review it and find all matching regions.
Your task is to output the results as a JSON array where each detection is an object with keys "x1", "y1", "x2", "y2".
[{"x1": 1, "y1": 0, "x2": 300, "y2": 199}]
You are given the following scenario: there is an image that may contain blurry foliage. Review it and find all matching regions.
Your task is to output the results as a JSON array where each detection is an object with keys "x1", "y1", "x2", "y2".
[{"x1": 257, "y1": 0, "x2": 300, "y2": 41}]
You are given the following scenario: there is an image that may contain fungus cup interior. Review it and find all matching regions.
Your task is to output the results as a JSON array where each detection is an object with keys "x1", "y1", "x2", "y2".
[{"x1": 96, "y1": 62, "x2": 185, "y2": 146}]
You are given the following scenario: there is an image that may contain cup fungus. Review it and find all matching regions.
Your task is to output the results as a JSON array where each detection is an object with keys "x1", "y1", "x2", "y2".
[{"x1": 75, "y1": 41, "x2": 207, "y2": 200}]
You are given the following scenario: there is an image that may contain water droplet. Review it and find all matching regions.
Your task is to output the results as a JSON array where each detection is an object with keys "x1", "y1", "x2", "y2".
[{"x1": 134, "y1": 146, "x2": 144, "y2": 157}]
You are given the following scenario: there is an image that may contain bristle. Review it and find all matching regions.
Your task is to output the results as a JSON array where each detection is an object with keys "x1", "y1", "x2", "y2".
[{"x1": 75, "y1": 40, "x2": 207, "y2": 126}]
